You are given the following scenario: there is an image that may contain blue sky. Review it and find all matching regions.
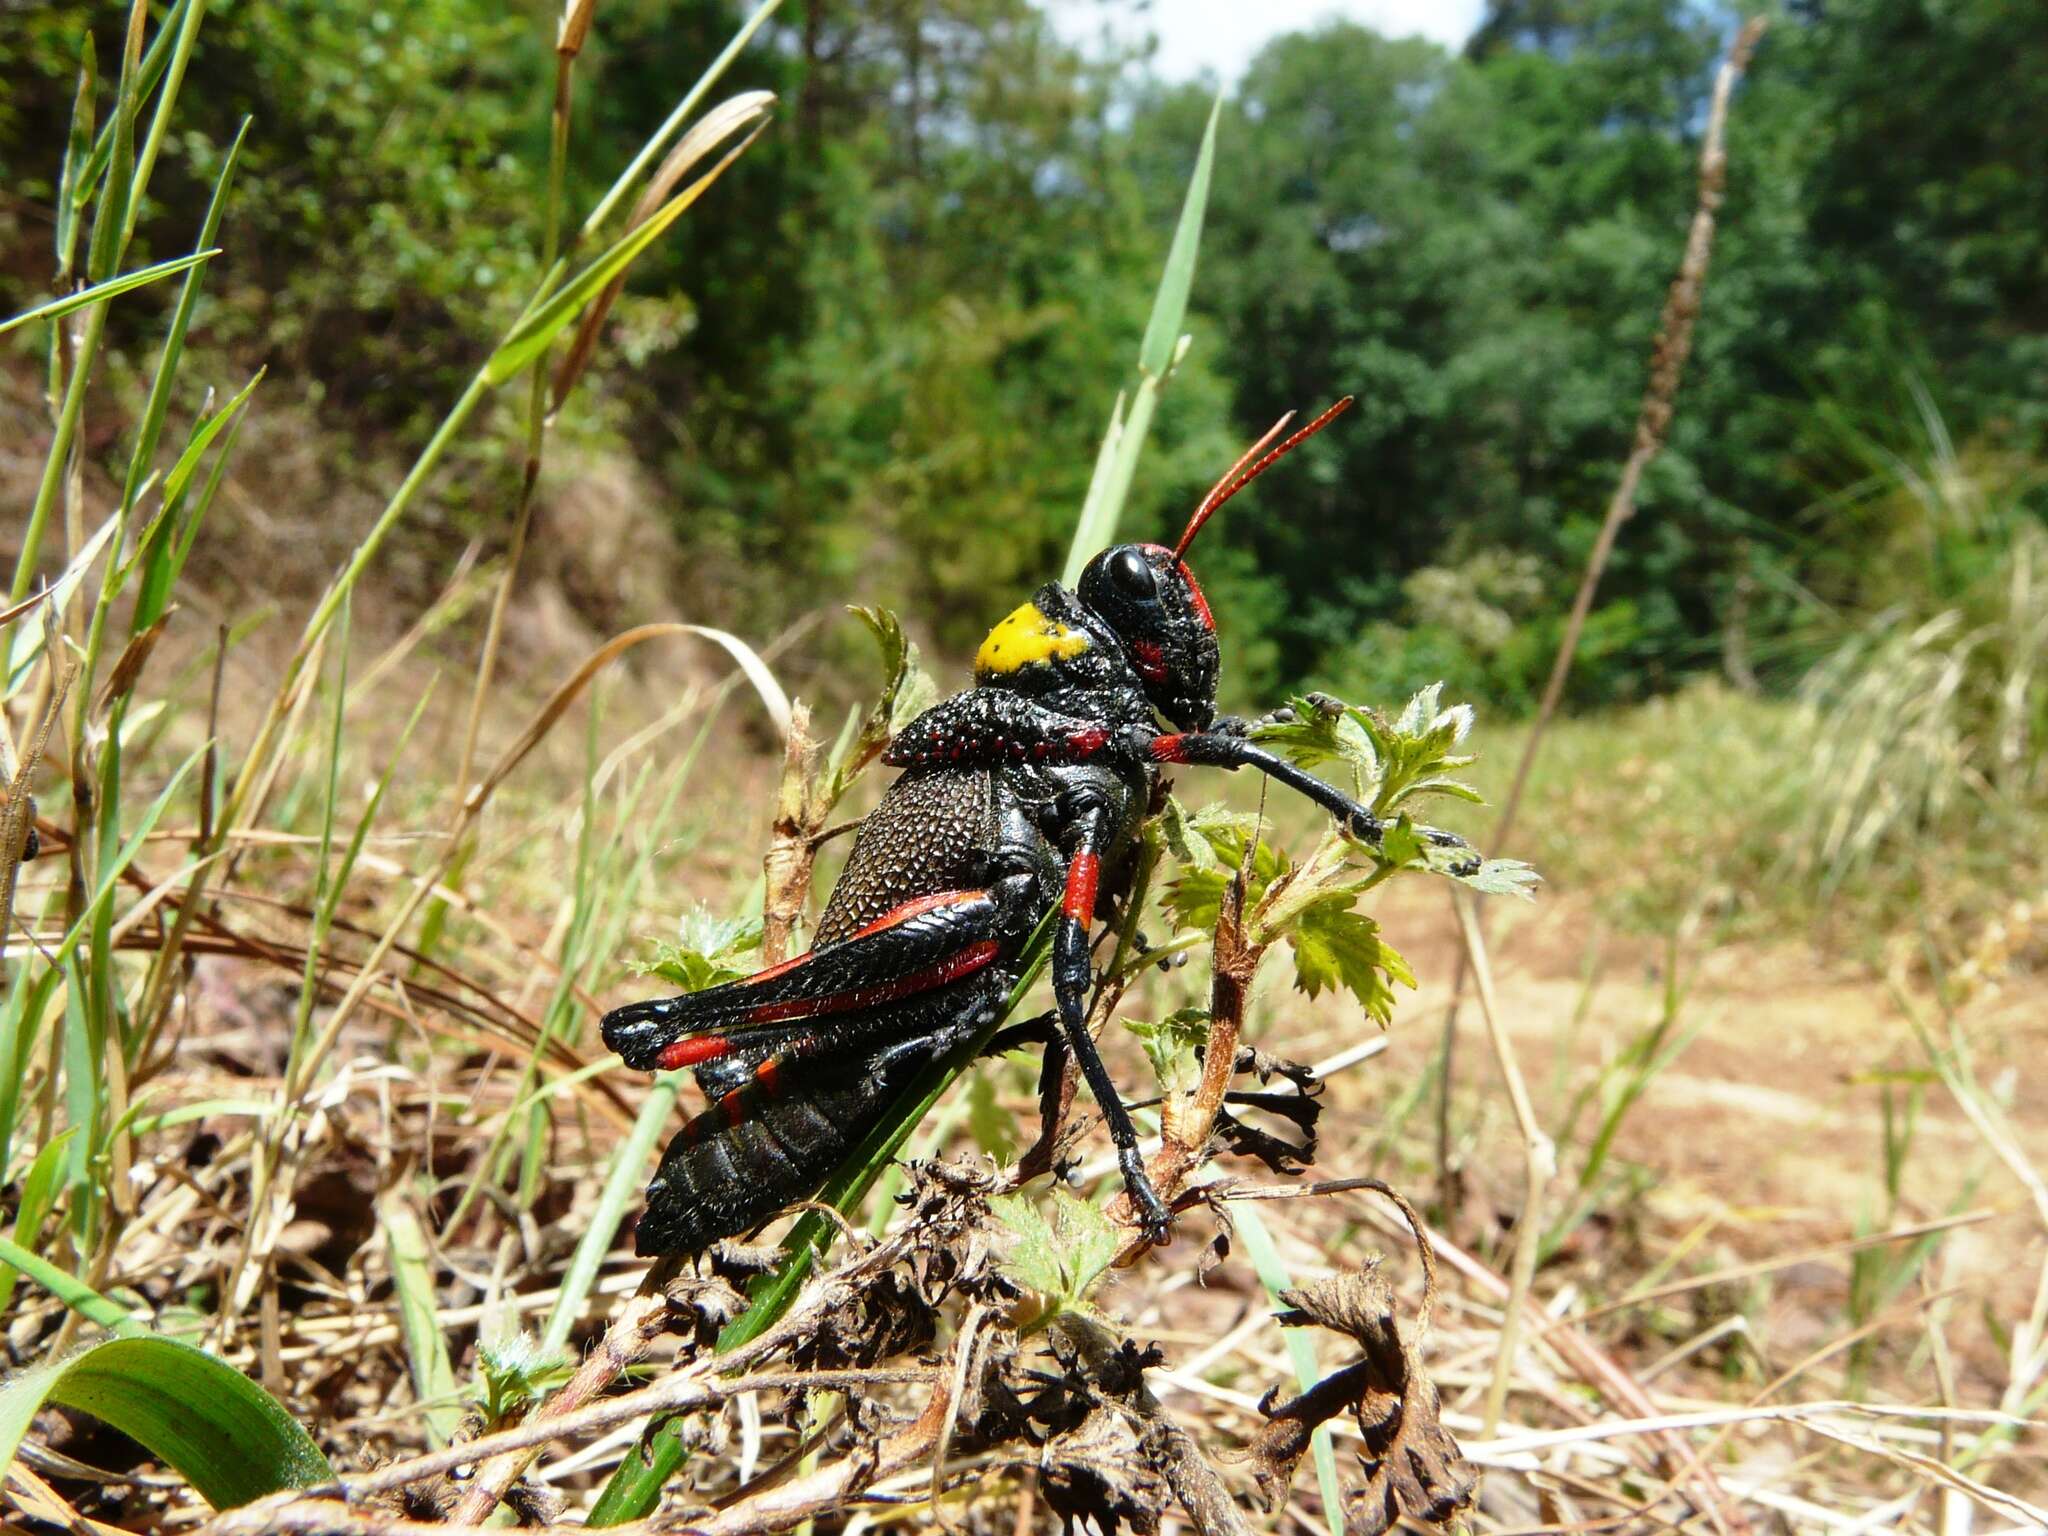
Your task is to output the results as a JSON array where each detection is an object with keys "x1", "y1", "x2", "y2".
[{"x1": 1047, "y1": 0, "x2": 1485, "y2": 81}]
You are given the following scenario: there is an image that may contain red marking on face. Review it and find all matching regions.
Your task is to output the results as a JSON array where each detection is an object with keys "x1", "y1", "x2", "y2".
[
  {"x1": 755, "y1": 1055, "x2": 784, "y2": 1096},
  {"x1": 1063, "y1": 851, "x2": 1101, "y2": 923},
  {"x1": 1065, "y1": 727, "x2": 1109, "y2": 758},
  {"x1": 656, "y1": 1034, "x2": 731, "y2": 1070},
  {"x1": 742, "y1": 941, "x2": 1002, "y2": 1025},
  {"x1": 1132, "y1": 639, "x2": 1167, "y2": 682},
  {"x1": 1150, "y1": 734, "x2": 1192, "y2": 764},
  {"x1": 719, "y1": 1088, "x2": 748, "y2": 1129},
  {"x1": 1177, "y1": 562, "x2": 1216, "y2": 631}
]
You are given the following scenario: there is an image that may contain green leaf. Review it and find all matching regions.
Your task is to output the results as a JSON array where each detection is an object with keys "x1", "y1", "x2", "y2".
[
  {"x1": 990, "y1": 1188, "x2": 1121, "y2": 1311},
  {"x1": 484, "y1": 110, "x2": 767, "y2": 386},
  {"x1": 0, "y1": 1332, "x2": 333, "y2": 1510},
  {"x1": 1443, "y1": 856, "x2": 1542, "y2": 900},
  {"x1": 1136, "y1": 92, "x2": 1221, "y2": 377},
  {"x1": 0, "y1": 1234, "x2": 130, "y2": 1333},
  {"x1": 1251, "y1": 697, "x2": 1382, "y2": 792},
  {"x1": 52, "y1": 36, "x2": 95, "y2": 279},
  {"x1": 829, "y1": 606, "x2": 938, "y2": 793},
  {"x1": 121, "y1": 117, "x2": 248, "y2": 513},
  {"x1": 1125, "y1": 1008, "x2": 1210, "y2": 1095},
  {"x1": 631, "y1": 907, "x2": 763, "y2": 993},
  {"x1": 1285, "y1": 898, "x2": 1414, "y2": 1027},
  {"x1": 0, "y1": 1131, "x2": 78, "y2": 1316}
]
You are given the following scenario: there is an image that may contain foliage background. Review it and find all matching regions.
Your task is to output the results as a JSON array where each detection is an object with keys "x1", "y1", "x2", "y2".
[{"x1": 7, "y1": 0, "x2": 2041, "y2": 711}]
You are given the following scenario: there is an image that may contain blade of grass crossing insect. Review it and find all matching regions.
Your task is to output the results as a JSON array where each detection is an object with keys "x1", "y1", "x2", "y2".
[
  {"x1": 718, "y1": 916, "x2": 1057, "y2": 1354},
  {"x1": 1235, "y1": 1204, "x2": 1346, "y2": 1536},
  {"x1": 0, "y1": 251, "x2": 219, "y2": 339},
  {"x1": 1062, "y1": 91, "x2": 1220, "y2": 586}
]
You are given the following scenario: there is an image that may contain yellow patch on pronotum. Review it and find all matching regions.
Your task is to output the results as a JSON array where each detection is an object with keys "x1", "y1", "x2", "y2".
[{"x1": 974, "y1": 602, "x2": 1092, "y2": 676}]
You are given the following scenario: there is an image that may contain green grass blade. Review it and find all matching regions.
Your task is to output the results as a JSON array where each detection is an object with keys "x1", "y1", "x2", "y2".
[
  {"x1": 1234, "y1": 1205, "x2": 1346, "y2": 1536},
  {"x1": 484, "y1": 113, "x2": 767, "y2": 387},
  {"x1": 1136, "y1": 92, "x2": 1221, "y2": 379},
  {"x1": 1063, "y1": 92, "x2": 1221, "y2": 584},
  {"x1": 4, "y1": 512, "x2": 120, "y2": 700},
  {"x1": 0, "y1": 1329, "x2": 333, "y2": 1509},
  {"x1": 0, "y1": 1234, "x2": 133, "y2": 1332},
  {"x1": 128, "y1": 370, "x2": 263, "y2": 628},
  {"x1": 542, "y1": 1073, "x2": 680, "y2": 1356},
  {"x1": 578, "y1": 0, "x2": 785, "y2": 240},
  {"x1": 0, "y1": 250, "x2": 218, "y2": 339},
  {"x1": 381, "y1": 1193, "x2": 462, "y2": 1447},
  {"x1": 120, "y1": 116, "x2": 248, "y2": 509},
  {"x1": 52, "y1": 37, "x2": 96, "y2": 280},
  {"x1": 32, "y1": 748, "x2": 202, "y2": 984},
  {"x1": 0, "y1": 1132, "x2": 81, "y2": 1315},
  {"x1": 70, "y1": 0, "x2": 178, "y2": 219}
]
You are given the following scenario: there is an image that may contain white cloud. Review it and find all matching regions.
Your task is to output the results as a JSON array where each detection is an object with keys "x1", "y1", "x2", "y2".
[{"x1": 1049, "y1": 0, "x2": 1485, "y2": 83}]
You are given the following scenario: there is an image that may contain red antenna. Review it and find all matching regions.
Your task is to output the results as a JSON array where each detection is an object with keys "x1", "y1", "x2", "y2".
[{"x1": 1173, "y1": 396, "x2": 1354, "y2": 560}]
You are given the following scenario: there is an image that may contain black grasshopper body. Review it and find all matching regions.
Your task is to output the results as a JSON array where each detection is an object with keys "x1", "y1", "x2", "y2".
[{"x1": 601, "y1": 401, "x2": 1472, "y2": 1255}]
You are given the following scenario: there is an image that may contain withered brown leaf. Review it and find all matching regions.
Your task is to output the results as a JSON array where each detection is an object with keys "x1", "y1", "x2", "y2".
[{"x1": 1244, "y1": 1258, "x2": 1476, "y2": 1536}]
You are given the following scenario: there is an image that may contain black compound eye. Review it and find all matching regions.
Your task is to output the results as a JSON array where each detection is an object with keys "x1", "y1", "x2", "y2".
[{"x1": 1108, "y1": 547, "x2": 1157, "y2": 599}]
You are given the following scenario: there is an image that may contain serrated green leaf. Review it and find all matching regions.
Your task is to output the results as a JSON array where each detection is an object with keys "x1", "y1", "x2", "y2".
[
  {"x1": 1286, "y1": 899, "x2": 1412, "y2": 1025},
  {"x1": 1445, "y1": 856, "x2": 1542, "y2": 899},
  {"x1": 631, "y1": 908, "x2": 762, "y2": 992},
  {"x1": 989, "y1": 1193, "x2": 1066, "y2": 1297},
  {"x1": 0, "y1": 1331, "x2": 333, "y2": 1510},
  {"x1": 833, "y1": 606, "x2": 938, "y2": 791},
  {"x1": 1393, "y1": 682, "x2": 1442, "y2": 737},
  {"x1": 991, "y1": 1188, "x2": 1121, "y2": 1310}
]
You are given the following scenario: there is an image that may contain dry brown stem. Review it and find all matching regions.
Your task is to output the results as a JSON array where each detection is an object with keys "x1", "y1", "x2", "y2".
[
  {"x1": 1436, "y1": 13, "x2": 1769, "y2": 1204},
  {"x1": 1109, "y1": 850, "x2": 1265, "y2": 1246},
  {"x1": 760, "y1": 701, "x2": 819, "y2": 965}
]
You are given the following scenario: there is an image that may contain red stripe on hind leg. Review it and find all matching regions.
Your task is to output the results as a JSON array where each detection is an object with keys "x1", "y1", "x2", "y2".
[
  {"x1": 656, "y1": 1034, "x2": 731, "y2": 1070},
  {"x1": 1063, "y1": 851, "x2": 1101, "y2": 923}
]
